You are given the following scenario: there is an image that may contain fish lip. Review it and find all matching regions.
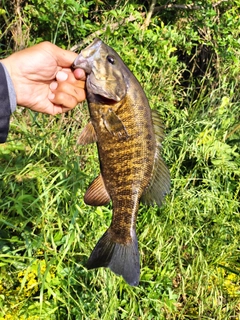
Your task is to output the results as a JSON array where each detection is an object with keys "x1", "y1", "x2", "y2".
[
  {"x1": 72, "y1": 55, "x2": 92, "y2": 73},
  {"x1": 72, "y1": 38, "x2": 103, "y2": 73}
]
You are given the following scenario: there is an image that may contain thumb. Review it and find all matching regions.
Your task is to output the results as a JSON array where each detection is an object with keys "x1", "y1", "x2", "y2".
[{"x1": 46, "y1": 42, "x2": 78, "y2": 67}]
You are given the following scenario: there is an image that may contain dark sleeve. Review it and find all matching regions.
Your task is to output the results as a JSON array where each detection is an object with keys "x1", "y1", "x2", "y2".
[{"x1": 0, "y1": 63, "x2": 13, "y2": 143}]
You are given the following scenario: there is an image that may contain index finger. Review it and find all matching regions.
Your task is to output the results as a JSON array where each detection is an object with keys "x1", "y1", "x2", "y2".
[{"x1": 55, "y1": 70, "x2": 85, "y2": 88}]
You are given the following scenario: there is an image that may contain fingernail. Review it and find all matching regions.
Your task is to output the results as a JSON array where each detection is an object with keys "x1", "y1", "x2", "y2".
[
  {"x1": 56, "y1": 71, "x2": 68, "y2": 81},
  {"x1": 50, "y1": 82, "x2": 58, "y2": 90},
  {"x1": 48, "y1": 92, "x2": 55, "y2": 100}
]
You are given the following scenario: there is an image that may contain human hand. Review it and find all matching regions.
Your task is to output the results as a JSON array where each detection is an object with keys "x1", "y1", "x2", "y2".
[{"x1": 1, "y1": 42, "x2": 86, "y2": 115}]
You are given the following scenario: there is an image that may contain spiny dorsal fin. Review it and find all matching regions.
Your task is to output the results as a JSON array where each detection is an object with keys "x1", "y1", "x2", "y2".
[
  {"x1": 141, "y1": 110, "x2": 171, "y2": 206},
  {"x1": 77, "y1": 121, "x2": 97, "y2": 145},
  {"x1": 84, "y1": 174, "x2": 111, "y2": 206}
]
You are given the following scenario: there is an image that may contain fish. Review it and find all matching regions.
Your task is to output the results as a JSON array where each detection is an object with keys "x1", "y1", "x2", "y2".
[{"x1": 72, "y1": 38, "x2": 170, "y2": 286}]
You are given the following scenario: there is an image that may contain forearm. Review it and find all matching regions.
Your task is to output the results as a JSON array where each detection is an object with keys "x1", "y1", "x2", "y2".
[{"x1": 0, "y1": 62, "x2": 16, "y2": 143}]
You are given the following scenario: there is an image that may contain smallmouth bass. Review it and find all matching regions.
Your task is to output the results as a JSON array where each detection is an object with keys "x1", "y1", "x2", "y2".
[{"x1": 73, "y1": 38, "x2": 170, "y2": 286}]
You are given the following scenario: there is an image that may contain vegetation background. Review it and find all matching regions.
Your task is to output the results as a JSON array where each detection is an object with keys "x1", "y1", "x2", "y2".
[{"x1": 0, "y1": 0, "x2": 239, "y2": 319}]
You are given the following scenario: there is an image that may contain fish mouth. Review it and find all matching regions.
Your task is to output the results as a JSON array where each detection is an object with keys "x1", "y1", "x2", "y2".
[
  {"x1": 72, "y1": 55, "x2": 92, "y2": 73},
  {"x1": 72, "y1": 38, "x2": 102, "y2": 74}
]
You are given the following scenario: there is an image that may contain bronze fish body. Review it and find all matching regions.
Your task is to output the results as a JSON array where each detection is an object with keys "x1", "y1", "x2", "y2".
[{"x1": 73, "y1": 38, "x2": 170, "y2": 286}]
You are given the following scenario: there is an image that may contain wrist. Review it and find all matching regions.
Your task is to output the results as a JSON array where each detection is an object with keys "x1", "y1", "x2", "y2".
[
  {"x1": 0, "y1": 59, "x2": 17, "y2": 113},
  {"x1": 0, "y1": 58, "x2": 12, "y2": 78}
]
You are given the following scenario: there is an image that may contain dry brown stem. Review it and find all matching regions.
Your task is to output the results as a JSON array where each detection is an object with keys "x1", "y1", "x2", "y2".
[
  {"x1": 141, "y1": 0, "x2": 157, "y2": 30},
  {"x1": 70, "y1": 12, "x2": 145, "y2": 52}
]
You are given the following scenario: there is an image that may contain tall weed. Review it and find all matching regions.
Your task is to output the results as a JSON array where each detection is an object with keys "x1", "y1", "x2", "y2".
[{"x1": 0, "y1": 1, "x2": 239, "y2": 318}]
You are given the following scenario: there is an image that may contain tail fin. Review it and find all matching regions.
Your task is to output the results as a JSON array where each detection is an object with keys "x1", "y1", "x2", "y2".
[{"x1": 86, "y1": 229, "x2": 140, "y2": 286}]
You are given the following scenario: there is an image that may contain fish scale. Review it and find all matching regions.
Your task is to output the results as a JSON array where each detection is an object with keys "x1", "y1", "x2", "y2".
[{"x1": 73, "y1": 38, "x2": 171, "y2": 286}]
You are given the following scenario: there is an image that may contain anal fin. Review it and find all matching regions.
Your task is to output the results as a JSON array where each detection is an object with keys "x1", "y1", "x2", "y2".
[{"x1": 84, "y1": 174, "x2": 111, "y2": 206}]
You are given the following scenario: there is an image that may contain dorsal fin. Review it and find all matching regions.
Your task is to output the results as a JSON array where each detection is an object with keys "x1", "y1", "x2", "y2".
[
  {"x1": 84, "y1": 174, "x2": 111, "y2": 206},
  {"x1": 77, "y1": 121, "x2": 97, "y2": 145},
  {"x1": 141, "y1": 110, "x2": 171, "y2": 206}
]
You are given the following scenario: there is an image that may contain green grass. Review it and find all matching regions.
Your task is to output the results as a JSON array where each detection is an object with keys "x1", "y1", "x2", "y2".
[
  {"x1": 0, "y1": 73, "x2": 239, "y2": 318},
  {"x1": 0, "y1": 4, "x2": 240, "y2": 317}
]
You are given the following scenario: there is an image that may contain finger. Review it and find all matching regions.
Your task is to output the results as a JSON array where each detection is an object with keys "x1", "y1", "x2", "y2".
[
  {"x1": 55, "y1": 80, "x2": 85, "y2": 95},
  {"x1": 55, "y1": 70, "x2": 85, "y2": 84},
  {"x1": 59, "y1": 68, "x2": 86, "y2": 81},
  {"x1": 73, "y1": 68, "x2": 86, "y2": 80},
  {"x1": 49, "y1": 104, "x2": 69, "y2": 115},
  {"x1": 50, "y1": 82, "x2": 58, "y2": 91},
  {"x1": 49, "y1": 74, "x2": 85, "y2": 97},
  {"x1": 45, "y1": 42, "x2": 78, "y2": 67},
  {"x1": 56, "y1": 71, "x2": 69, "y2": 81},
  {"x1": 39, "y1": 103, "x2": 69, "y2": 116},
  {"x1": 49, "y1": 89, "x2": 86, "y2": 109}
]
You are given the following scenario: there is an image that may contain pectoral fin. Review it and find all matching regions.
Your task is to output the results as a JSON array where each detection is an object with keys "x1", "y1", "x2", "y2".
[
  {"x1": 141, "y1": 110, "x2": 171, "y2": 206},
  {"x1": 77, "y1": 121, "x2": 97, "y2": 145},
  {"x1": 84, "y1": 174, "x2": 111, "y2": 206},
  {"x1": 102, "y1": 109, "x2": 128, "y2": 139}
]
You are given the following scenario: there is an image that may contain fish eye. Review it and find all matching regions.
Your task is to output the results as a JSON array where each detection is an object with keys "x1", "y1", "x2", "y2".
[{"x1": 107, "y1": 55, "x2": 115, "y2": 65}]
